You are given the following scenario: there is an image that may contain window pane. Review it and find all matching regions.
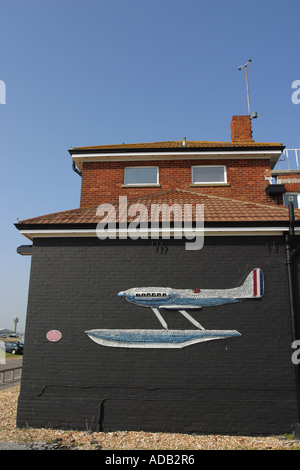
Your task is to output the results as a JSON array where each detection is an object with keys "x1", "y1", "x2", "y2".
[
  {"x1": 124, "y1": 167, "x2": 158, "y2": 184},
  {"x1": 192, "y1": 166, "x2": 225, "y2": 183}
]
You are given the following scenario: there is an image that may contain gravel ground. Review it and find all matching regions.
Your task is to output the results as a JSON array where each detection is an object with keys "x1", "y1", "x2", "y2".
[{"x1": 0, "y1": 385, "x2": 300, "y2": 450}]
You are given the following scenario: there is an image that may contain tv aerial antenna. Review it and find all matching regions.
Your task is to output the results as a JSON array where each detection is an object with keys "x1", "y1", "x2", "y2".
[
  {"x1": 238, "y1": 58, "x2": 252, "y2": 116},
  {"x1": 238, "y1": 58, "x2": 261, "y2": 120}
]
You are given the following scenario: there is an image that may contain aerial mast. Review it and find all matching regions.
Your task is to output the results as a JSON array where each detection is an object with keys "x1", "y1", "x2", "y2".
[{"x1": 238, "y1": 58, "x2": 252, "y2": 116}]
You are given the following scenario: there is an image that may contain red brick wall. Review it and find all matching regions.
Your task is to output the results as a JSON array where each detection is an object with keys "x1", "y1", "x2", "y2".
[
  {"x1": 276, "y1": 173, "x2": 300, "y2": 193},
  {"x1": 79, "y1": 159, "x2": 273, "y2": 207},
  {"x1": 231, "y1": 115, "x2": 253, "y2": 142}
]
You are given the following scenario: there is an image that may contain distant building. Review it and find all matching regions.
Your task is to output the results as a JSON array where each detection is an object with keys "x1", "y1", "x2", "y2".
[{"x1": 0, "y1": 329, "x2": 12, "y2": 336}]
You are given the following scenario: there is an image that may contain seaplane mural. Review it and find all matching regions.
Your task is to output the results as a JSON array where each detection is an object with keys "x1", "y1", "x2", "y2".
[{"x1": 85, "y1": 268, "x2": 264, "y2": 349}]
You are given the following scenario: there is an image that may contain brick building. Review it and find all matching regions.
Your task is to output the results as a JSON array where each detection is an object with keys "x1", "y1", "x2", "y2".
[
  {"x1": 73, "y1": 115, "x2": 281, "y2": 207},
  {"x1": 15, "y1": 115, "x2": 300, "y2": 435}
]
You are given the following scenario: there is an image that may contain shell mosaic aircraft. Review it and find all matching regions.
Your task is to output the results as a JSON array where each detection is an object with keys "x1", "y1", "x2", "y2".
[{"x1": 85, "y1": 268, "x2": 264, "y2": 349}]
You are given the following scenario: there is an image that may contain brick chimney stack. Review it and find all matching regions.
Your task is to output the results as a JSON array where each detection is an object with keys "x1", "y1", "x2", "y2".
[{"x1": 230, "y1": 115, "x2": 253, "y2": 142}]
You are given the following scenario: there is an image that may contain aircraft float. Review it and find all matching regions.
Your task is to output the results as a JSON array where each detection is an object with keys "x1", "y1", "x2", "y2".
[{"x1": 85, "y1": 268, "x2": 263, "y2": 349}]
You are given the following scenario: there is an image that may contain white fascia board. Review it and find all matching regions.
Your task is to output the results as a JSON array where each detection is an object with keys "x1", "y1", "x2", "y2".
[
  {"x1": 19, "y1": 225, "x2": 297, "y2": 241},
  {"x1": 71, "y1": 150, "x2": 282, "y2": 172}
]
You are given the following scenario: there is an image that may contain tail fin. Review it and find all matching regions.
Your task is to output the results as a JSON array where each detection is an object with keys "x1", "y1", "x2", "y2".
[{"x1": 241, "y1": 268, "x2": 264, "y2": 298}]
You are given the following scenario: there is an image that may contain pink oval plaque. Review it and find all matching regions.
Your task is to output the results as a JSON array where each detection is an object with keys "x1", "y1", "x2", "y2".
[{"x1": 46, "y1": 330, "x2": 62, "y2": 342}]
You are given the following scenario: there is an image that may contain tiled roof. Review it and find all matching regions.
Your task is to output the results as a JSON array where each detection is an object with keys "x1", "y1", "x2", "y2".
[
  {"x1": 69, "y1": 140, "x2": 284, "y2": 152},
  {"x1": 16, "y1": 189, "x2": 300, "y2": 227}
]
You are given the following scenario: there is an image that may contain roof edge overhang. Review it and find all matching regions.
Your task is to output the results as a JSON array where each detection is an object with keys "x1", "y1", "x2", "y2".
[
  {"x1": 15, "y1": 220, "x2": 300, "y2": 241},
  {"x1": 69, "y1": 143, "x2": 284, "y2": 155},
  {"x1": 69, "y1": 147, "x2": 284, "y2": 172}
]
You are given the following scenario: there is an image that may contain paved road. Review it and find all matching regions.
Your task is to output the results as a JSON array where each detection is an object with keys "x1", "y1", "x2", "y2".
[
  {"x1": 0, "y1": 380, "x2": 21, "y2": 391},
  {"x1": 0, "y1": 358, "x2": 22, "y2": 372}
]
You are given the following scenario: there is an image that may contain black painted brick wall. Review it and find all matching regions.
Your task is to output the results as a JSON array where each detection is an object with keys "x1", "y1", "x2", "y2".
[{"x1": 16, "y1": 236, "x2": 300, "y2": 434}]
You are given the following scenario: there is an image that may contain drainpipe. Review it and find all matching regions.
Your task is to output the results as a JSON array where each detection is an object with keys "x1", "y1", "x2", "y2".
[
  {"x1": 72, "y1": 161, "x2": 82, "y2": 177},
  {"x1": 285, "y1": 201, "x2": 300, "y2": 438}
]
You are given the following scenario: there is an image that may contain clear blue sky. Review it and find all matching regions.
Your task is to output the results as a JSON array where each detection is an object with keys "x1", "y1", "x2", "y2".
[{"x1": 0, "y1": 0, "x2": 299, "y2": 332}]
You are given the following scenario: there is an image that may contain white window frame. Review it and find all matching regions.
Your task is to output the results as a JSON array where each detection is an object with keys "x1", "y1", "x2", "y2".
[
  {"x1": 191, "y1": 165, "x2": 227, "y2": 184},
  {"x1": 123, "y1": 166, "x2": 159, "y2": 186}
]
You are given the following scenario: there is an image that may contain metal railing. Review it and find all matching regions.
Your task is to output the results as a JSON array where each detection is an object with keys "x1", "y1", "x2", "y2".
[
  {"x1": 0, "y1": 366, "x2": 22, "y2": 385},
  {"x1": 276, "y1": 149, "x2": 300, "y2": 171}
]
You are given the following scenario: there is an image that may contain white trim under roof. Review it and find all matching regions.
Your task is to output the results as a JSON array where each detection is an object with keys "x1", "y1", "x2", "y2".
[
  {"x1": 19, "y1": 225, "x2": 299, "y2": 241},
  {"x1": 70, "y1": 150, "x2": 282, "y2": 172}
]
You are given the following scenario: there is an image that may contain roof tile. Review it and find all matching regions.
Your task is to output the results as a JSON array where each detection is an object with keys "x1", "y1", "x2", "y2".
[
  {"x1": 69, "y1": 140, "x2": 283, "y2": 152},
  {"x1": 16, "y1": 189, "x2": 300, "y2": 226}
]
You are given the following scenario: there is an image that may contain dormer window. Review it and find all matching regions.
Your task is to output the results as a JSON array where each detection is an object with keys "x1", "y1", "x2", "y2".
[
  {"x1": 123, "y1": 166, "x2": 159, "y2": 186},
  {"x1": 191, "y1": 165, "x2": 227, "y2": 185}
]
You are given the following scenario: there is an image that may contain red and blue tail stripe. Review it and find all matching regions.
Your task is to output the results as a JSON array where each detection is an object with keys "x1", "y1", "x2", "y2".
[{"x1": 253, "y1": 268, "x2": 264, "y2": 297}]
